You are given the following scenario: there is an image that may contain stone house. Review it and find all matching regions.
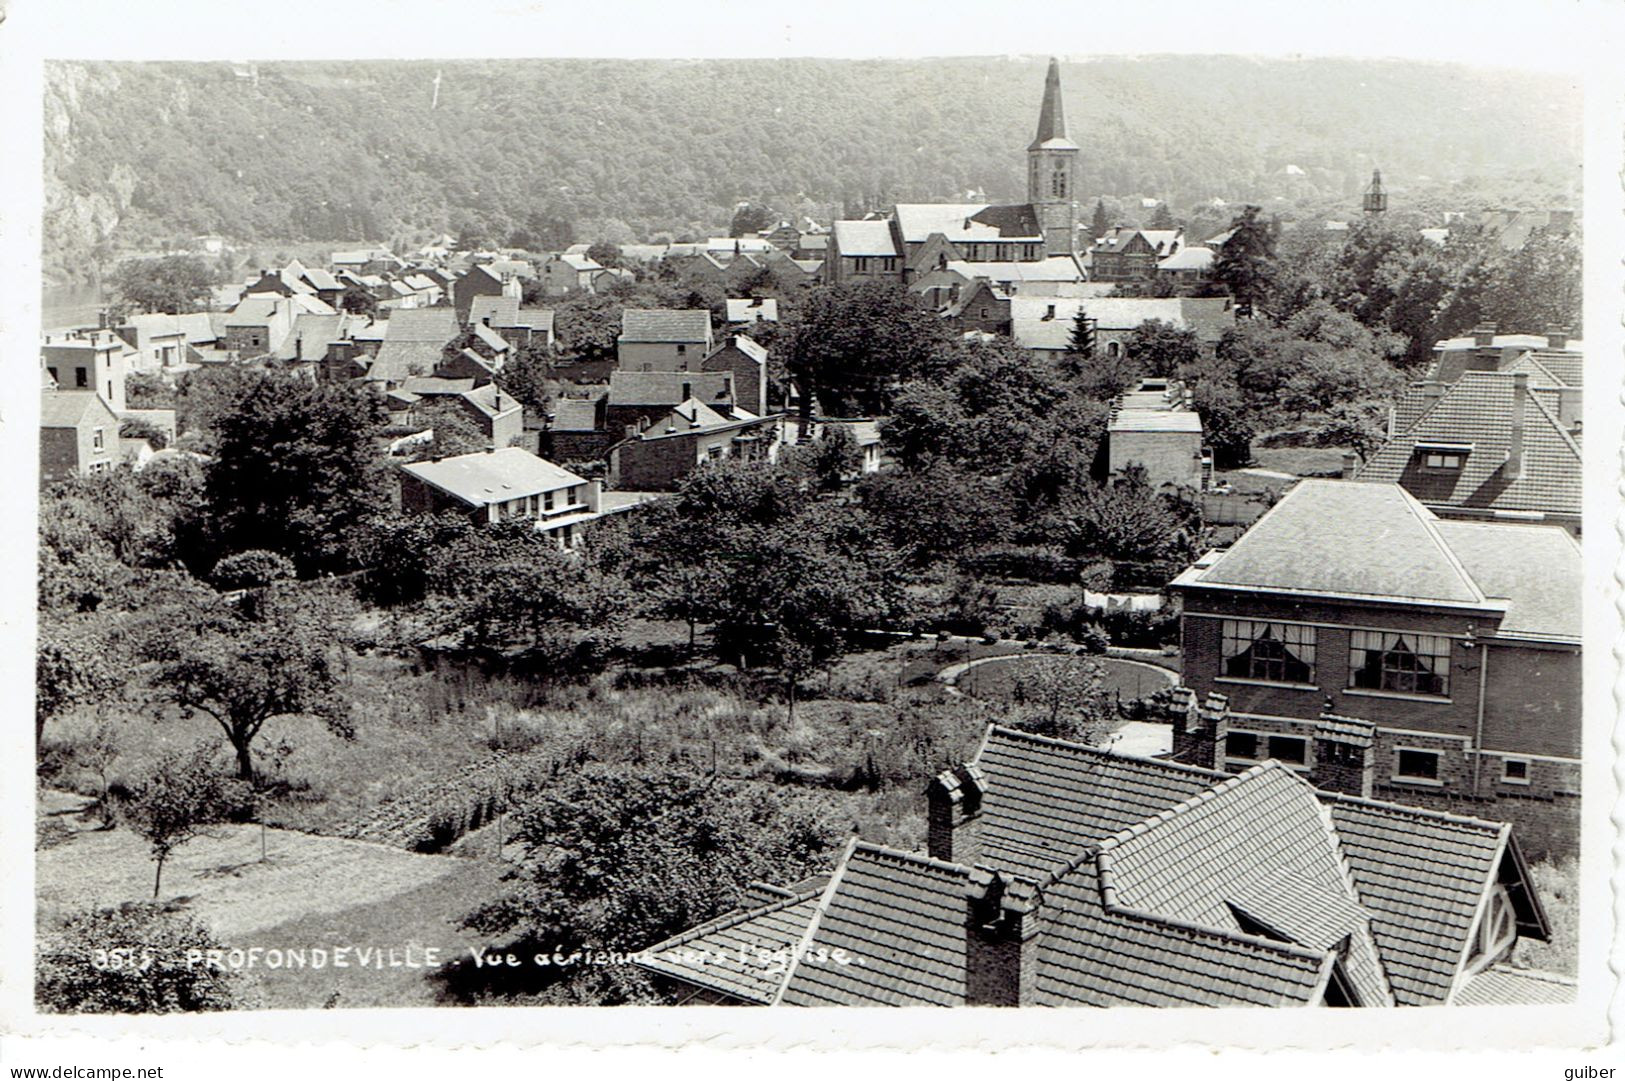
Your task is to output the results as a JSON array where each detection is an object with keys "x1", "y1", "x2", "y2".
[
  {"x1": 40, "y1": 389, "x2": 122, "y2": 480},
  {"x1": 398, "y1": 446, "x2": 603, "y2": 547}
]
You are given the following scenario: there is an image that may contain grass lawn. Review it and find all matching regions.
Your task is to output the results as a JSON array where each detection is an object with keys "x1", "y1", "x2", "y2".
[
  {"x1": 957, "y1": 655, "x2": 1176, "y2": 703},
  {"x1": 1251, "y1": 445, "x2": 1351, "y2": 477},
  {"x1": 37, "y1": 807, "x2": 507, "y2": 1009}
]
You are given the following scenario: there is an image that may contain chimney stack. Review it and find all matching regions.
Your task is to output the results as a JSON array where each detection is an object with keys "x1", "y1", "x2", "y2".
[
  {"x1": 927, "y1": 764, "x2": 985, "y2": 864},
  {"x1": 964, "y1": 869, "x2": 1042, "y2": 1007},
  {"x1": 1506, "y1": 372, "x2": 1528, "y2": 481},
  {"x1": 1546, "y1": 324, "x2": 1570, "y2": 350},
  {"x1": 1556, "y1": 386, "x2": 1582, "y2": 433},
  {"x1": 1473, "y1": 323, "x2": 1498, "y2": 348},
  {"x1": 1341, "y1": 451, "x2": 1360, "y2": 479}
]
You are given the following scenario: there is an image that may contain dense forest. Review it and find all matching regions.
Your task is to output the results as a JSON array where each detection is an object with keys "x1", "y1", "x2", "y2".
[{"x1": 43, "y1": 56, "x2": 1580, "y2": 279}]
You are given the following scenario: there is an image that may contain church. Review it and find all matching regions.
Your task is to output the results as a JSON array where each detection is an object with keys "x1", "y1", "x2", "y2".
[{"x1": 825, "y1": 57, "x2": 1089, "y2": 300}]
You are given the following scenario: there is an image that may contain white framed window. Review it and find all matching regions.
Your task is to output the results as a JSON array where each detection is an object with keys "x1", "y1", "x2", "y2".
[
  {"x1": 91, "y1": 427, "x2": 105, "y2": 451},
  {"x1": 854, "y1": 257, "x2": 869, "y2": 273},
  {"x1": 1394, "y1": 747, "x2": 1440, "y2": 782},
  {"x1": 1221, "y1": 619, "x2": 1316, "y2": 684},
  {"x1": 1349, "y1": 631, "x2": 1451, "y2": 697},
  {"x1": 706, "y1": 444, "x2": 724, "y2": 461},
  {"x1": 544, "y1": 490, "x2": 555, "y2": 512},
  {"x1": 1465, "y1": 885, "x2": 1518, "y2": 970},
  {"x1": 1501, "y1": 758, "x2": 1531, "y2": 785},
  {"x1": 1424, "y1": 452, "x2": 1463, "y2": 469}
]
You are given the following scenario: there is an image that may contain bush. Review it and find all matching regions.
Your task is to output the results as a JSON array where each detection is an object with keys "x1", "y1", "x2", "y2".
[
  {"x1": 957, "y1": 545, "x2": 1081, "y2": 584},
  {"x1": 210, "y1": 549, "x2": 297, "y2": 590},
  {"x1": 38, "y1": 903, "x2": 240, "y2": 1014}
]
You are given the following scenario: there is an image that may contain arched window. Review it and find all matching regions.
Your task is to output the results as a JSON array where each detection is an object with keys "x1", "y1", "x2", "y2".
[
  {"x1": 1107, "y1": 341, "x2": 1121, "y2": 359},
  {"x1": 1052, "y1": 170, "x2": 1067, "y2": 197}
]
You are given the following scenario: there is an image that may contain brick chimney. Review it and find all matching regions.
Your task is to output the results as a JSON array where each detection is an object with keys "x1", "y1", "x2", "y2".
[
  {"x1": 927, "y1": 764, "x2": 985, "y2": 863},
  {"x1": 1341, "y1": 451, "x2": 1360, "y2": 479},
  {"x1": 1546, "y1": 324, "x2": 1570, "y2": 350},
  {"x1": 1506, "y1": 372, "x2": 1527, "y2": 481},
  {"x1": 964, "y1": 869, "x2": 1042, "y2": 1007},
  {"x1": 1312, "y1": 714, "x2": 1376, "y2": 799},
  {"x1": 1167, "y1": 685, "x2": 1216, "y2": 767},
  {"x1": 1473, "y1": 323, "x2": 1498, "y2": 347}
]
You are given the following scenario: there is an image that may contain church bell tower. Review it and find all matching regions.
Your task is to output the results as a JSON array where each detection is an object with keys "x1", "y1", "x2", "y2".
[
  {"x1": 1363, "y1": 168, "x2": 1387, "y2": 215},
  {"x1": 1027, "y1": 57, "x2": 1080, "y2": 256}
]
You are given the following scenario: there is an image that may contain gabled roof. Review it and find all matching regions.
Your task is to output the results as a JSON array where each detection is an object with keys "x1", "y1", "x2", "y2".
[
  {"x1": 1158, "y1": 246, "x2": 1214, "y2": 271},
  {"x1": 468, "y1": 296, "x2": 520, "y2": 328},
  {"x1": 472, "y1": 322, "x2": 510, "y2": 352},
  {"x1": 832, "y1": 219, "x2": 898, "y2": 258},
  {"x1": 1173, "y1": 479, "x2": 1495, "y2": 612},
  {"x1": 399, "y1": 447, "x2": 584, "y2": 507},
  {"x1": 1356, "y1": 371, "x2": 1581, "y2": 520},
  {"x1": 382, "y1": 308, "x2": 459, "y2": 342},
  {"x1": 936, "y1": 255, "x2": 1087, "y2": 286},
  {"x1": 549, "y1": 397, "x2": 603, "y2": 432},
  {"x1": 608, "y1": 371, "x2": 733, "y2": 407},
  {"x1": 893, "y1": 203, "x2": 1043, "y2": 244},
  {"x1": 1010, "y1": 296, "x2": 1236, "y2": 351},
  {"x1": 40, "y1": 389, "x2": 116, "y2": 428},
  {"x1": 556, "y1": 253, "x2": 602, "y2": 272},
  {"x1": 619, "y1": 309, "x2": 712, "y2": 344},
  {"x1": 639, "y1": 887, "x2": 824, "y2": 1004},
  {"x1": 638, "y1": 725, "x2": 1550, "y2": 1008}
]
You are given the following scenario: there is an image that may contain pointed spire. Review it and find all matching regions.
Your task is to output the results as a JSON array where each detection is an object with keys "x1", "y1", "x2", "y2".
[{"x1": 1029, "y1": 57, "x2": 1078, "y2": 151}]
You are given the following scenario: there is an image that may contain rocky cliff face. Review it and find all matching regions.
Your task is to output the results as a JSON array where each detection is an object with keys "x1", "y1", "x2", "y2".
[{"x1": 43, "y1": 63, "x2": 137, "y2": 281}]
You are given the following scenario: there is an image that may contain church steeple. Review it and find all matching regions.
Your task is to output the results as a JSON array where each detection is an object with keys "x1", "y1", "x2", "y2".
[
  {"x1": 1027, "y1": 57, "x2": 1080, "y2": 255},
  {"x1": 1029, "y1": 56, "x2": 1078, "y2": 151},
  {"x1": 1363, "y1": 168, "x2": 1387, "y2": 215}
]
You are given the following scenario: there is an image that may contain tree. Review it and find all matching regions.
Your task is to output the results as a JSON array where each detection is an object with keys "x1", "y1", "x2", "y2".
[
  {"x1": 782, "y1": 281, "x2": 954, "y2": 416},
  {"x1": 36, "y1": 618, "x2": 123, "y2": 745},
  {"x1": 881, "y1": 383, "x2": 968, "y2": 470},
  {"x1": 1148, "y1": 202, "x2": 1177, "y2": 230},
  {"x1": 585, "y1": 240, "x2": 621, "y2": 269},
  {"x1": 1090, "y1": 199, "x2": 1110, "y2": 241},
  {"x1": 37, "y1": 903, "x2": 239, "y2": 1014},
  {"x1": 1013, "y1": 655, "x2": 1114, "y2": 745},
  {"x1": 1187, "y1": 369, "x2": 1255, "y2": 469},
  {"x1": 202, "y1": 373, "x2": 389, "y2": 575},
  {"x1": 1065, "y1": 309, "x2": 1097, "y2": 362},
  {"x1": 124, "y1": 745, "x2": 248, "y2": 898},
  {"x1": 447, "y1": 538, "x2": 630, "y2": 670},
  {"x1": 496, "y1": 340, "x2": 553, "y2": 411},
  {"x1": 553, "y1": 293, "x2": 624, "y2": 364},
  {"x1": 339, "y1": 285, "x2": 377, "y2": 316},
  {"x1": 1125, "y1": 319, "x2": 1200, "y2": 377},
  {"x1": 458, "y1": 766, "x2": 831, "y2": 1003},
  {"x1": 405, "y1": 400, "x2": 489, "y2": 462},
  {"x1": 1041, "y1": 467, "x2": 1190, "y2": 563},
  {"x1": 729, "y1": 203, "x2": 776, "y2": 238},
  {"x1": 209, "y1": 550, "x2": 296, "y2": 592},
  {"x1": 112, "y1": 255, "x2": 215, "y2": 315},
  {"x1": 1211, "y1": 205, "x2": 1277, "y2": 318},
  {"x1": 786, "y1": 424, "x2": 861, "y2": 492},
  {"x1": 142, "y1": 596, "x2": 350, "y2": 782}
]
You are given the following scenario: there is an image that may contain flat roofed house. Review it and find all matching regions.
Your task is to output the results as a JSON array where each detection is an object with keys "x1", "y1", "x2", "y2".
[
  {"x1": 1105, "y1": 379, "x2": 1210, "y2": 491},
  {"x1": 397, "y1": 446, "x2": 602, "y2": 547},
  {"x1": 1167, "y1": 478, "x2": 1580, "y2": 860},
  {"x1": 636, "y1": 725, "x2": 1560, "y2": 1007}
]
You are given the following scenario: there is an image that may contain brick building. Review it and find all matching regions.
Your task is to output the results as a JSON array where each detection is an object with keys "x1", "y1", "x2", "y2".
[
  {"x1": 636, "y1": 725, "x2": 1561, "y2": 1007},
  {"x1": 40, "y1": 390, "x2": 122, "y2": 480},
  {"x1": 607, "y1": 398, "x2": 779, "y2": 491},
  {"x1": 1167, "y1": 479, "x2": 1581, "y2": 860},
  {"x1": 616, "y1": 309, "x2": 715, "y2": 371}
]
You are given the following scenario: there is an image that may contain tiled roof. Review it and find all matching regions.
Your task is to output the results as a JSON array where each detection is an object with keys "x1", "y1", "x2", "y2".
[
  {"x1": 893, "y1": 203, "x2": 1043, "y2": 244},
  {"x1": 1010, "y1": 297, "x2": 1234, "y2": 351},
  {"x1": 468, "y1": 296, "x2": 520, "y2": 328},
  {"x1": 639, "y1": 890, "x2": 823, "y2": 1004},
  {"x1": 636, "y1": 726, "x2": 1550, "y2": 1009},
  {"x1": 1325, "y1": 795, "x2": 1507, "y2": 1006},
  {"x1": 1356, "y1": 371, "x2": 1581, "y2": 519},
  {"x1": 549, "y1": 397, "x2": 603, "y2": 432},
  {"x1": 515, "y1": 308, "x2": 556, "y2": 334},
  {"x1": 459, "y1": 383, "x2": 521, "y2": 419},
  {"x1": 608, "y1": 371, "x2": 733, "y2": 407},
  {"x1": 40, "y1": 389, "x2": 113, "y2": 428},
  {"x1": 400, "y1": 447, "x2": 584, "y2": 506},
  {"x1": 472, "y1": 322, "x2": 510, "y2": 352},
  {"x1": 831, "y1": 220, "x2": 898, "y2": 258},
  {"x1": 1094, "y1": 227, "x2": 1184, "y2": 255},
  {"x1": 1432, "y1": 520, "x2": 1581, "y2": 642},
  {"x1": 1452, "y1": 964, "x2": 1576, "y2": 1005},
  {"x1": 620, "y1": 309, "x2": 712, "y2": 344},
  {"x1": 938, "y1": 256, "x2": 1087, "y2": 285},
  {"x1": 778, "y1": 843, "x2": 971, "y2": 1007},
  {"x1": 1173, "y1": 480, "x2": 1493, "y2": 610},
  {"x1": 369, "y1": 340, "x2": 446, "y2": 384},
  {"x1": 1036, "y1": 859, "x2": 1330, "y2": 1007},
  {"x1": 1527, "y1": 349, "x2": 1583, "y2": 388},
  {"x1": 1158, "y1": 246, "x2": 1214, "y2": 271},
  {"x1": 383, "y1": 308, "x2": 459, "y2": 342},
  {"x1": 973, "y1": 727, "x2": 1221, "y2": 879},
  {"x1": 1098, "y1": 764, "x2": 1390, "y2": 1006}
]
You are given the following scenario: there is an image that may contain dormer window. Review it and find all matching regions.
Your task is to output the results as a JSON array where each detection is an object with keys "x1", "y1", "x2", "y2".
[
  {"x1": 1426, "y1": 452, "x2": 1463, "y2": 469},
  {"x1": 1417, "y1": 441, "x2": 1472, "y2": 470}
]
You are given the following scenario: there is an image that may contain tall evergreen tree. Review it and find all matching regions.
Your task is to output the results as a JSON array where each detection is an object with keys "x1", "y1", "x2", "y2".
[
  {"x1": 1066, "y1": 309, "x2": 1097, "y2": 360},
  {"x1": 1090, "y1": 199, "x2": 1110, "y2": 241},
  {"x1": 1212, "y1": 205, "x2": 1278, "y2": 318}
]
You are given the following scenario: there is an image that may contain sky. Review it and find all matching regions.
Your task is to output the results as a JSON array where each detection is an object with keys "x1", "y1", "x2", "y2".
[{"x1": 4, "y1": 0, "x2": 1607, "y2": 75}]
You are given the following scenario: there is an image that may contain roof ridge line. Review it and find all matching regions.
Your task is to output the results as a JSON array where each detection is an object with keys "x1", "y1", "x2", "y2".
[
  {"x1": 650, "y1": 884, "x2": 824, "y2": 952},
  {"x1": 1521, "y1": 383, "x2": 1583, "y2": 459},
  {"x1": 770, "y1": 836, "x2": 856, "y2": 1006},
  {"x1": 851, "y1": 839, "x2": 973, "y2": 877},
  {"x1": 1096, "y1": 762, "x2": 1275, "y2": 854},
  {"x1": 982, "y1": 724, "x2": 1231, "y2": 780},
  {"x1": 1093, "y1": 848, "x2": 1331, "y2": 966},
  {"x1": 1390, "y1": 483, "x2": 1490, "y2": 606},
  {"x1": 1313, "y1": 794, "x2": 1398, "y2": 1006},
  {"x1": 1320, "y1": 788, "x2": 1507, "y2": 832}
]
